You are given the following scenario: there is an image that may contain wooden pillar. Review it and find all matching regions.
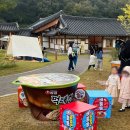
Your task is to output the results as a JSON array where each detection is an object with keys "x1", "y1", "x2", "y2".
[
  {"x1": 38, "y1": 34, "x2": 42, "y2": 49},
  {"x1": 40, "y1": 33, "x2": 43, "y2": 47},
  {"x1": 64, "y1": 35, "x2": 66, "y2": 51},
  {"x1": 7, "y1": 32, "x2": 12, "y2": 50},
  {"x1": 77, "y1": 36, "x2": 78, "y2": 43},
  {"x1": 9, "y1": 32, "x2": 12, "y2": 41},
  {"x1": 55, "y1": 38, "x2": 57, "y2": 45},
  {"x1": 6, "y1": 32, "x2": 12, "y2": 57},
  {"x1": 41, "y1": 33, "x2": 43, "y2": 47},
  {"x1": 48, "y1": 37, "x2": 50, "y2": 49}
]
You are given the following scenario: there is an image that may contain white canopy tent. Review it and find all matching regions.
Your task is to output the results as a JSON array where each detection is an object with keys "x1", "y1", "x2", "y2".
[
  {"x1": 7, "y1": 35, "x2": 43, "y2": 59},
  {"x1": 0, "y1": 36, "x2": 9, "y2": 42}
]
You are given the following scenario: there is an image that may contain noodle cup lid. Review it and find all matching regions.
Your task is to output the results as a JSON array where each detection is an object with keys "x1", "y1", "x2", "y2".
[
  {"x1": 13, "y1": 73, "x2": 80, "y2": 89},
  {"x1": 111, "y1": 61, "x2": 121, "y2": 64}
]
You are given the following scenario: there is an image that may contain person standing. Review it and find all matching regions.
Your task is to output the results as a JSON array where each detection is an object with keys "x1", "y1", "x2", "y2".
[
  {"x1": 118, "y1": 40, "x2": 130, "y2": 74},
  {"x1": 88, "y1": 53, "x2": 96, "y2": 70},
  {"x1": 96, "y1": 47, "x2": 103, "y2": 71},
  {"x1": 73, "y1": 42, "x2": 78, "y2": 68},
  {"x1": 68, "y1": 43, "x2": 74, "y2": 71},
  {"x1": 105, "y1": 67, "x2": 120, "y2": 105},
  {"x1": 118, "y1": 66, "x2": 130, "y2": 112}
]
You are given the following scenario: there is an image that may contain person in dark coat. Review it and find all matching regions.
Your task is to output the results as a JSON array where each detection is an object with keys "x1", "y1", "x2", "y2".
[
  {"x1": 89, "y1": 44, "x2": 99, "y2": 55},
  {"x1": 118, "y1": 40, "x2": 130, "y2": 74},
  {"x1": 67, "y1": 42, "x2": 74, "y2": 71}
]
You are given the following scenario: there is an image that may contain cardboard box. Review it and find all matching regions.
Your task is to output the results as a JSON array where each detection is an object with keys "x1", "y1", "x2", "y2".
[
  {"x1": 77, "y1": 83, "x2": 86, "y2": 90},
  {"x1": 86, "y1": 90, "x2": 112, "y2": 118},
  {"x1": 60, "y1": 101, "x2": 97, "y2": 130}
]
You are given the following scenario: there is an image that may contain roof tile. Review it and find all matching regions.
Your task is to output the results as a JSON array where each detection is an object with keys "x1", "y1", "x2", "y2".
[{"x1": 0, "y1": 22, "x2": 19, "y2": 32}]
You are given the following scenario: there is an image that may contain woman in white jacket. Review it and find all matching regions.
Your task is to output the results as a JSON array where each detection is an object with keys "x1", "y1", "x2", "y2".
[{"x1": 68, "y1": 43, "x2": 74, "y2": 71}]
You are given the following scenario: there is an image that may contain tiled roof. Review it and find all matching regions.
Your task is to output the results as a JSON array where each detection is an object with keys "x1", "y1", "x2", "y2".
[
  {"x1": 59, "y1": 15, "x2": 127, "y2": 36},
  {"x1": 31, "y1": 10, "x2": 63, "y2": 30},
  {"x1": 31, "y1": 11, "x2": 127, "y2": 36},
  {"x1": 0, "y1": 22, "x2": 19, "y2": 32},
  {"x1": 17, "y1": 29, "x2": 32, "y2": 36}
]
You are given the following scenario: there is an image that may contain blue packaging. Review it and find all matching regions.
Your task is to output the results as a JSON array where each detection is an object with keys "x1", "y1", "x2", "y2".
[{"x1": 86, "y1": 90, "x2": 112, "y2": 118}]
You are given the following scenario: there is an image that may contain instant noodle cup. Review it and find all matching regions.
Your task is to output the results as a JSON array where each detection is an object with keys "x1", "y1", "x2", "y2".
[{"x1": 13, "y1": 73, "x2": 80, "y2": 121}]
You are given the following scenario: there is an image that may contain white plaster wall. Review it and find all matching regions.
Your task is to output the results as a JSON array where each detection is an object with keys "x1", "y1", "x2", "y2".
[
  {"x1": 43, "y1": 37, "x2": 48, "y2": 41},
  {"x1": 84, "y1": 44, "x2": 89, "y2": 50},
  {"x1": 43, "y1": 42, "x2": 49, "y2": 48},
  {"x1": 112, "y1": 39, "x2": 116, "y2": 47},
  {"x1": 86, "y1": 39, "x2": 88, "y2": 43},
  {"x1": 43, "y1": 37, "x2": 49, "y2": 48},
  {"x1": 57, "y1": 39, "x2": 61, "y2": 45},
  {"x1": 103, "y1": 39, "x2": 107, "y2": 48},
  {"x1": 55, "y1": 45, "x2": 60, "y2": 49},
  {"x1": 78, "y1": 39, "x2": 81, "y2": 43},
  {"x1": 60, "y1": 45, "x2": 64, "y2": 50},
  {"x1": 50, "y1": 43, "x2": 54, "y2": 49}
]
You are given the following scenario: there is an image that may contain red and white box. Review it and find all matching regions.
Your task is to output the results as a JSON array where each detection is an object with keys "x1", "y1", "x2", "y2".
[
  {"x1": 60, "y1": 101, "x2": 97, "y2": 130},
  {"x1": 18, "y1": 86, "x2": 28, "y2": 108},
  {"x1": 77, "y1": 83, "x2": 86, "y2": 90}
]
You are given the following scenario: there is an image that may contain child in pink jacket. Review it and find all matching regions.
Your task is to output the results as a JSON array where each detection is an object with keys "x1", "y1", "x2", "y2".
[
  {"x1": 118, "y1": 66, "x2": 130, "y2": 112},
  {"x1": 106, "y1": 67, "x2": 120, "y2": 105}
]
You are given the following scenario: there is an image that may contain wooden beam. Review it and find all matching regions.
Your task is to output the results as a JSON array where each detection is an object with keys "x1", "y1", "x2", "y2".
[
  {"x1": 34, "y1": 19, "x2": 59, "y2": 33},
  {"x1": 64, "y1": 35, "x2": 67, "y2": 51},
  {"x1": 40, "y1": 33, "x2": 43, "y2": 47},
  {"x1": 38, "y1": 34, "x2": 43, "y2": 46},
  {"x1": 56, "y1": 38, "x2": 57, "y2": 45},
  {"x1": 6, "y1": 32, "x2": 12, "y2": 57}
]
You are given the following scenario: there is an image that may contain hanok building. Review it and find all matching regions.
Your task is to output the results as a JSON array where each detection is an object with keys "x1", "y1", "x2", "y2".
[
  {"x1": 30, "y1": 10, "x2": 128, "y2": 52},
  {"x1": 0, "y1": 22, "x2": 19, "y2": 49}
]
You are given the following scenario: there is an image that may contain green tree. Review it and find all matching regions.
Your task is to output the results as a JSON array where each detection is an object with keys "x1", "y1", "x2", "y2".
[
  {"x1": 0, "y1": 0, "x2": 39, "y2": 26},
  {"x1": 64, "y1": 0, "x2": 93, "y2": 16},
  {"x1": 36, "y1": 0, "x2": 67, "y2": 17},
  {"x1": 0, "y1": 0, "x2": 18, "y2": 11},
  {"x1": 118, "y1": 4, "x2": 130, "y2": 33},
  {"x1": 0, "y1": 0, "x2": 130, "y2": 26},
  {"x1": 90, "y1": 0, "x2": 130, "y2": 18}
]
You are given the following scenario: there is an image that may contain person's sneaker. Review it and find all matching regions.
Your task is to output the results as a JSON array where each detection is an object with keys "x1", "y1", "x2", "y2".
[
  {"x1": 118, "y1": 109, "x2": 125, "y2": 112},
  {"x1": 125, "y1": 106, "x2": 130, "y2": 109}
]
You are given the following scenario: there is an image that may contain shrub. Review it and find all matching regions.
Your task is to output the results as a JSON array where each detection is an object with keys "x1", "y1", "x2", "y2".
[{"x1": 0, "y1": 57, "x2": 16, "y2": 69}]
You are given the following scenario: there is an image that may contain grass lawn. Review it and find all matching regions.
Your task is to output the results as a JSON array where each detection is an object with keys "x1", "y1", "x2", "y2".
[
  {"x1": 0, "y1": 56, "x2": 130, "y2": 130},
  {"x1": 0, "y1": 50, "x2": 67, "y2": 76}
]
